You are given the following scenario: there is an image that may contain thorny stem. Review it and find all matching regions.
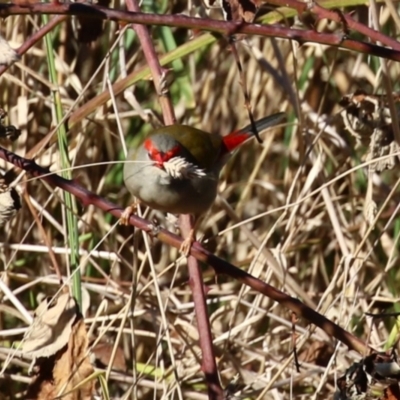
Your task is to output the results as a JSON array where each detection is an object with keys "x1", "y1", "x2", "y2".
[
  {"x1": 0, "y1": 4, "x2": 400, "y2": 59},
  {"x1": 125, "y1": 0, "x2": 176, "y2": 125},
  {"x1": 266, "y1": 0, "x2": 400, "y2": 50},
  {"x1": 180, "y1": 216, "x2": 224, "y2": 400},
  {"x1": 123, "y1": 0, "x2": 221, "y2": 397}
]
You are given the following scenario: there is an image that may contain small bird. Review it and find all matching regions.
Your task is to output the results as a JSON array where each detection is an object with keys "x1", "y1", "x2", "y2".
[{"x1": 122, "y1": 112, "x2": 285, "y2": 253}]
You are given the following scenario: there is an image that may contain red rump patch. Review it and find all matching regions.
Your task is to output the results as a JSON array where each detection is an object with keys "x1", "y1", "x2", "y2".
[
  {"x1": 222, "y1": 131, "x2": 251, "y2": 152},
  {"x1": 144, "y1": 139, "x2": 180, "y2": 166}
]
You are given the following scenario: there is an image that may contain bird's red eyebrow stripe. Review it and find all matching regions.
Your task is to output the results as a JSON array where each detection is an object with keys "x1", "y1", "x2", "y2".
[
  {"x1": 144, "y1": 139, "x2": 180, "y2": 165},
  {"x1": 144, "y1": 138, "x2": 156, "y2": 153}
]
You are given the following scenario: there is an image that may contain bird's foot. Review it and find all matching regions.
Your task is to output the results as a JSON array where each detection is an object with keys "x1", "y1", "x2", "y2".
[
  {"x1": 179, "y1": 228, "x2": 195, "y2": 257},
  {"x1": 119, "y1": 203, "x2": 138, "y2": 225}
]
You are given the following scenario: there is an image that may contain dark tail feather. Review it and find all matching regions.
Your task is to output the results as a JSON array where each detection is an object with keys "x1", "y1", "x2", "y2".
[
  {"x1": 223, "y1": 112, "x2": 286, "y2": 152},
  {"x1": 239, "y1": 112, "x2": 286, "y2": 135}
]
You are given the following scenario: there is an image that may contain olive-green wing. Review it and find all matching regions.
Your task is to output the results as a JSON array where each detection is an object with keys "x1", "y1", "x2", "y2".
[{"x1": 155, "y1": 125, "x2": 222, "y2": 170}]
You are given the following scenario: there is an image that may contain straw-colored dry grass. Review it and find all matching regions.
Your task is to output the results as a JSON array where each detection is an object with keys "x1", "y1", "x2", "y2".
[{"x1": 1, "y1": 2, "x2": 400, "y2": 399}]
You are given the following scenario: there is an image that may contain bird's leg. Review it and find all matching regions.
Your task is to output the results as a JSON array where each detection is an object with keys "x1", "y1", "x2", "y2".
[
  {"x1": 179, "y1": 227, "x2": 195, "y2": 256},
  {"x1": 179, "y1": 214, "x2": 202, "y2": 256},
  {"x1": 119, "y1": 201, "x2": 139, "y2": 225}
]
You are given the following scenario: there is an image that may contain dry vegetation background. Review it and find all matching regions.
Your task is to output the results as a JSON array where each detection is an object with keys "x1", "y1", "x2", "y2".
[{"x1": 0, "y1": 0, "x2": 400, "y2": 399}]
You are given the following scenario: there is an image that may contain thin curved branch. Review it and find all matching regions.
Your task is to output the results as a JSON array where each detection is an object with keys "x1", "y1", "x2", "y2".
[
  {"x1": 0, "y1": 3, "x2": 399, "y2": 59},
  {"x1": 0, "y1": 145, "x2": 371, "y2": 356}
]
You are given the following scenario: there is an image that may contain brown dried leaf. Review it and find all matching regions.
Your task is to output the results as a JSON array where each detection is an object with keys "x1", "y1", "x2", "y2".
[
  {"x1": 92, "y1": 341, "x2": 127, "y2": 372},
  {"x1": 203, "y1": 0, "x2": 261, "y2": 22},
  {"x1": 335, "y1": 351, "x2": 400, "y2": 400},
  {"x1": 368, "y1": 131, "x2": 399, "y2": 172},
  {"x1": 26, "y1": 298, "x2": 94, "y2": 399},
  {"x1": 221, "y1": 0, "x2": 259, "y2": 22},
  {"x1": 340, "y1": 91, "x2": 400, "y2": 173},
  {"x1": 297, "y1": 340, "x2": 333, "y2": 366},
  {"x1": 23, "y1": 293, "x2": 78, "y2": 358}
]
